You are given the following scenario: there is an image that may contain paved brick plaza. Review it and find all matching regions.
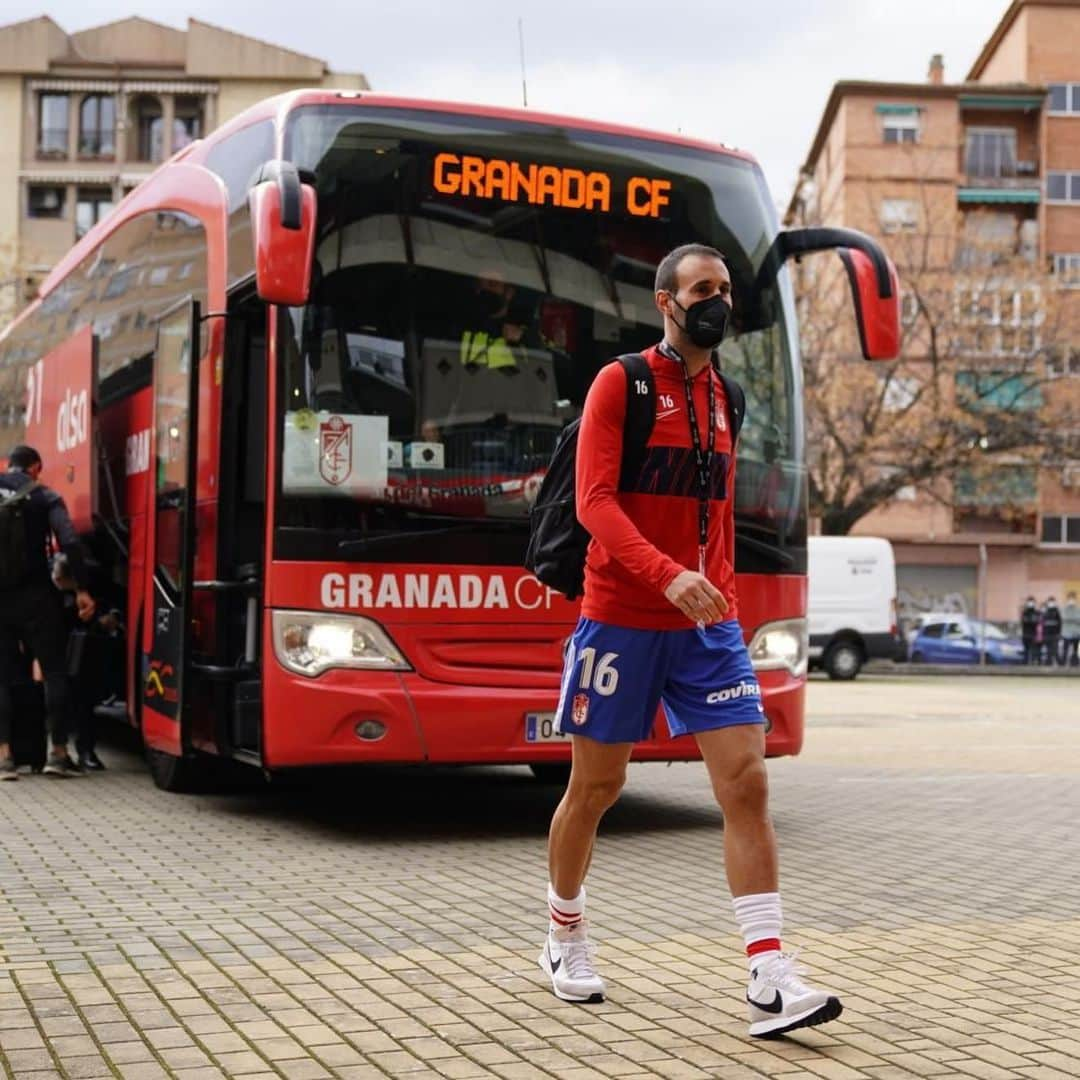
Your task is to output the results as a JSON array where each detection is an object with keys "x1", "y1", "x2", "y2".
[{"x1": 1, "y1": 676, "x2": 1078, "y2": 1079}]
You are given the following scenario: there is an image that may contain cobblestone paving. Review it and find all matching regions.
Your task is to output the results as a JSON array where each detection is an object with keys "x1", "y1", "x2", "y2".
[{"x1": 1, "y1": 675, "x2": 1078, "y2": 1078}]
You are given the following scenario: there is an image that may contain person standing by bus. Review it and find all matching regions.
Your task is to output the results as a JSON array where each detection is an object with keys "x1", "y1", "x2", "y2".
[
  {"x1": 1020, "y1": 597, "x2": 1040, "y2": 666},
  {"x1": 1041, "y1": 596, "x2": 1062, "y2": 666},
  {"x1": 0, "y1": 445, "x2": 95, "y2": 779},
  {"x1": 538, "y1": 245, "x2": 841, "y2": 1039},
  {"x1": 1062, "y1": 591, "x2": 1080, "y2": 668},
  {"x1": 51, "y1": 553, "x2": 119, "y2": 771}
]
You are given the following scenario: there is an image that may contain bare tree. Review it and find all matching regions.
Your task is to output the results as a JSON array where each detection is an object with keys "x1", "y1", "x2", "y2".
[{"x1": 794, "y1": 181, "x2": 1080, "y2": 535}]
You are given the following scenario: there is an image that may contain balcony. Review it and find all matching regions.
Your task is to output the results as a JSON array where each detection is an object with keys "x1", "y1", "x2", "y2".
[{"x1": 960, "y1": 129, "x2": 1040, "y2": 204}]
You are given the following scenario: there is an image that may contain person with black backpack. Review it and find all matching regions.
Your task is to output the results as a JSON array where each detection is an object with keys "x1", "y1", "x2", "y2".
[
  {"x1": 0, "y1": 445, "x2": 95, "y2": 779},
  {"x1": 528, "y1": 244, "x2": 841, "y2": 1039}
]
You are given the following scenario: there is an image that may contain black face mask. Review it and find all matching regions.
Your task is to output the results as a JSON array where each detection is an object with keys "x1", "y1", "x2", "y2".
[{"x1": 670, "y1": 293, "x2": 731, "y2": 348}]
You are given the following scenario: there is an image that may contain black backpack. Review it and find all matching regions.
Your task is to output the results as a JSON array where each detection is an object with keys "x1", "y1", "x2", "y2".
[
  {"x1": 525, "y1": 353, "x2": 745, "y2": 600},
  {"x1": 0, "y1": 479, "x2": 38, "y2": 590}
]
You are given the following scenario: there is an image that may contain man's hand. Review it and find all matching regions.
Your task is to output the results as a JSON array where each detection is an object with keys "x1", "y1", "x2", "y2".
[
  {"x1": 664, "y1": 570, "x2": 729, "y2": 625},
  {"x1": 75, "y1": 590, "x2": 96, "y2": 623}
]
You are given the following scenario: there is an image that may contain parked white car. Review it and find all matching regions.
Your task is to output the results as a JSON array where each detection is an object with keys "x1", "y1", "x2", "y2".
[{"x1": 808, "y1": 536, "x2": 900, "y2": 680}]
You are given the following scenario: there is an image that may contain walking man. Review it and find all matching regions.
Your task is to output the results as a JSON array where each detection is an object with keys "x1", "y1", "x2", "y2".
[
  {"x1": 0, "y1": 445, "x2": 95, "y2": 778},
  {"x1": 539, "y1": 244, "x2": 841, "y2": 1038}
]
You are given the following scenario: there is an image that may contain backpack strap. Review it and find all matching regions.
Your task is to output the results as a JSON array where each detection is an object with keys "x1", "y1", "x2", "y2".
[
  {"x1": 1, "y1": 478, "x2": 39, "y2": 505},
  {"x1": 616, "y1": 353, "x2": 654, "y2": 489},
  {"x1": 716, "y1": 370, "x2": 746, "y2": 445}
]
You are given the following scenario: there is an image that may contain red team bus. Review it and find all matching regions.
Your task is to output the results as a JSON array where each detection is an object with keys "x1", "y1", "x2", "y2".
[{"x1": 0, "y1": 91, "x2": 899, "y2": 791}]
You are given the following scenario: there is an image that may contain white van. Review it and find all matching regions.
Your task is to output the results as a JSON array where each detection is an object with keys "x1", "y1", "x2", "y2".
[{"x1": 807, "y1": 536, "x2": 899, "y2": 680}]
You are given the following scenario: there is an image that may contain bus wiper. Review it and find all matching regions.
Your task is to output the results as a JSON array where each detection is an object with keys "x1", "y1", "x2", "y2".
[{"x1": 337, "y1": 517, "x2": 524, "y2": 553}]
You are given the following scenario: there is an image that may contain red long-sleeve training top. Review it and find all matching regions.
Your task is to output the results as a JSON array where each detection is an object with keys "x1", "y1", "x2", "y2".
[{"x1": 576, "y1": 343, "x2": 738, "y2": 630}]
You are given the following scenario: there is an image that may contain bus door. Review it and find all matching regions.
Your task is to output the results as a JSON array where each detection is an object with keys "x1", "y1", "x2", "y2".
[{"x1": 141, "y1": 299, "x2": 200, "y2": 755}]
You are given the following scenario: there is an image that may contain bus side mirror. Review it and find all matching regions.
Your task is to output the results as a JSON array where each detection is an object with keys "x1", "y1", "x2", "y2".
[
  {"x1": 766, "y1": 226, "x2": 902, "y2": 361},
  {"x1": 249, "y1": 161, "x2": 317, "y2": 307},
  {"x1": 837, "y1": 246, "x2": 901, "y2": 361}
]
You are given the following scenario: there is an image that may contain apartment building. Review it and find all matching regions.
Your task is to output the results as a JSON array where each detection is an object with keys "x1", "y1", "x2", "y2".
[
  {"x1": 0, "y1": 15, "x2": 367, "y2": 323},
  {"x1": 787, "y1": 0, "x2": 1080, "y2": 623}
]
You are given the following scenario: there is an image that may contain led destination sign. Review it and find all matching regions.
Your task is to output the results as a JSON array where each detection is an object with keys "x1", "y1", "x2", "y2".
[{"x1": 432, "y1": 152, "x2": 672, "y2": 218}]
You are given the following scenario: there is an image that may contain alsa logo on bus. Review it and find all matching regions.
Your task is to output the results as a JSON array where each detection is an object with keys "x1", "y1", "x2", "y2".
[
  {"x1": 125, "y1": 430, "x2": 151, "y2": 476},
  {"x1": 321, "y1": 572, "x2": 559, "y2": 611},
  {"x1": 56, "y1": 388, "x2": 89, "y2": 453}
]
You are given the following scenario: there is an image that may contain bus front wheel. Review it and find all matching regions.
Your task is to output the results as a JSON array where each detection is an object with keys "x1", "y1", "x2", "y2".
[{"x1": 145, "y1": 745, "x2": 201, "y2": 793}]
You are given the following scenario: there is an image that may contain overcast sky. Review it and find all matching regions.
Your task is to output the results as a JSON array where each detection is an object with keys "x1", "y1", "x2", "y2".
[{"x1": 8, "y1": 0, "x2": 1007, "y2": 207}]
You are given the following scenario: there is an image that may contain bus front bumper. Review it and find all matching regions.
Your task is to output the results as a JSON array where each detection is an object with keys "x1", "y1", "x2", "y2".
[{"x1": 260, "y1": 657, "x2": 805, "y2": 768}]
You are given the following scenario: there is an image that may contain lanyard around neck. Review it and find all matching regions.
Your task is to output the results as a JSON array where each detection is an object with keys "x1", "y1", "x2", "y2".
[{"x1": 658, "y1": 342, "x2": 716, "y2": 554}]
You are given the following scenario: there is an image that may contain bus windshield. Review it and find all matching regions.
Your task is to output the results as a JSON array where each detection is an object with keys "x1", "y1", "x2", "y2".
[{"x1": 277, "y1": 105, "x2": 806, "y2": 572}]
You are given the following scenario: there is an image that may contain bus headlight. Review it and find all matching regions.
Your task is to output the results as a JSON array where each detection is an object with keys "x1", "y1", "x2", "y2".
[
  {"x1": 272, "y1": 610, "x2": 412, "y2": 676},
  {"x1": 748, "y1": 617, "x2": 807, "y2": 678}
]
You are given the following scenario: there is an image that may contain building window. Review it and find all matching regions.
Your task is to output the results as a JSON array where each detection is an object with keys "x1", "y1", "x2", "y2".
[
  {"x1": 173, "y1": 95, "x2": 204, "y2": 151},
  {"x1": 37, "y1": 93, "x2": 69, "y2": 157},
  {"x1": 27, "y1": 185, "x2": 66, "y2": 219},
  {"x1": 129, "y1": 94, "x2": 164, "y2": 163},
  {"x1": 1047, "y1": 171, "x2": 1080, "y2": 202},
  {"x1": 1048, "y1": 83, "x2": 1080, "y2": 115},
  {"x1": 1041, "y1": 514, "x2": 1080, "y2": 545},
  {"x1": 79, "y1": 94, "x2": 116, "y2": 157},
  {"x1": 76, "y1": 187, "x2": 114, "y2": 239},
  {"x1": 880, "y1": 198, "x2": 918, "y2": 233},
  {"x1": 1052, "y1": 253, "x2": 1080, "y2": 287},
  {"x1": 879, "y1": 107, "x2": 921, "y2": 144},
  {"x1": 965, "y1": 128, "x2": 1017, "y2": 179},
  {"x1": 956, "y1": 371, "x2": 1042, "y2": 411},
  {"x1": 1047, "y1": 348, "x2": 1080, "y2": 377},
  {"x1": 955, "y1": 465, "x2": 1037, "y2": 507},
  {"x1": 882, "y1": 374, "x2": 920, "y2": 411}
]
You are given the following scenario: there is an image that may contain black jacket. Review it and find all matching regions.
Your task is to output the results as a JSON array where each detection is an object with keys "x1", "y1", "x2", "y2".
[
  {"x1": 1042, "y1": 604, "x2": 1062, "y2": 636},
  {"x1": 0, "y1": 468, "x2": 89, "y2": 590},
  {"x1": 1020, "y1": 605, "x2": 1040, "y2": 640}
]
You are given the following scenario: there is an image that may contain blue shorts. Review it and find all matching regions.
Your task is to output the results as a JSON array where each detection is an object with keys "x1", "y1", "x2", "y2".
[{"x1": 554, "y1": 617, "x2": 765, "y2": 744}]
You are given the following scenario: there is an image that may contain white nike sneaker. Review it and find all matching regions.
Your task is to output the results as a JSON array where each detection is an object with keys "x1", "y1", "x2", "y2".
[
  {"x1": 538, "y1": 920, "x2": 605, "y2": 1003},
  {"x1": 746, "y1": 951, "x2": 842, "y2": 1038}
]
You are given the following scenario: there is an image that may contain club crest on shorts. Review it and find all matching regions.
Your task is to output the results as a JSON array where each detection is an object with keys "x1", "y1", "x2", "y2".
[{"x1": 571, "y1": 693, "x2": 590, "y2": 726}]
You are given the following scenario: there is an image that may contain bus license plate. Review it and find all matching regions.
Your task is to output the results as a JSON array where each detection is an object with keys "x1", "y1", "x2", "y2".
[{"x1": 525, "y1": 712, "x2": 567, "y2": 742}]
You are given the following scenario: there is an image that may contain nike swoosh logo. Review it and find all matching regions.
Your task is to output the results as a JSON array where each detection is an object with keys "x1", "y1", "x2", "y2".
[
  {"x1": 747, "y1": 990, "x2": 783, "y2": 1014},
  {"x1": 550, "y1": 953, "x2": 562, "y2": 973},
  {"x1": 656, "y1": 408, "x2": 680, "y2": 420}
]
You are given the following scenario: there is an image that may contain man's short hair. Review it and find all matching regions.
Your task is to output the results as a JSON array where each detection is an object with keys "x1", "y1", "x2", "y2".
[
  {"x1": 8, "y1": 445, "x2": 42, "y2": 470},
  {"x1": 655, "y1": 243, "x2": 727, "y2": 294}
]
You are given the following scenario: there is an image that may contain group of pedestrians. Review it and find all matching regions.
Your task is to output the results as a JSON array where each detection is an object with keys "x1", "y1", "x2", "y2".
[
  {"x1": 1019, "y1": 593, "x2": 1080, "y2": 666},
  {"x1": 0, "y1": 445, "x2": 115, "y2": 779}
]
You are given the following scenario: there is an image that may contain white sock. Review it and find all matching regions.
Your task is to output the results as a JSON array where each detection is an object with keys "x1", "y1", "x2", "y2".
[
  {"x1": 548, "y1": 883, "x2": 585, "y2": 932},
  {"x1": 732, "y1": 891, "x2": 783, "y2": 972}
]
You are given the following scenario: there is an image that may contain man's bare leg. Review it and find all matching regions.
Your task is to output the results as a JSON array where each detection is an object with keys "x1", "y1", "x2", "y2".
[
  {"x1": 548, "y1": 736, "x2": 634, "y2": 898},
  {"x1": 695, "y1": 722, "x2": 841, "y2": 1036},
  {"x1": 541, "y1": 736, "x2": 634, "y2": 1003},
  {"x1": 694, "y1": 724, "x2": 777, "y2": 896}
]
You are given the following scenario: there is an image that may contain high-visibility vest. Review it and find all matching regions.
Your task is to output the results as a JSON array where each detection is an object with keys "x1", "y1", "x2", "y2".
[{"x1": 460, "y1": 330, "x2": 518, "y2": 370}]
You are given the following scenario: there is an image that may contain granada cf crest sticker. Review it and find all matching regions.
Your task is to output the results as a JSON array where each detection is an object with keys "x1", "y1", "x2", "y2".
[
  {"x1": 319, "y1": 415, "x2": 352, "y2": 485},
  {"x1": 572, "y1": 693, "x2": 589, "y2": 726}
]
